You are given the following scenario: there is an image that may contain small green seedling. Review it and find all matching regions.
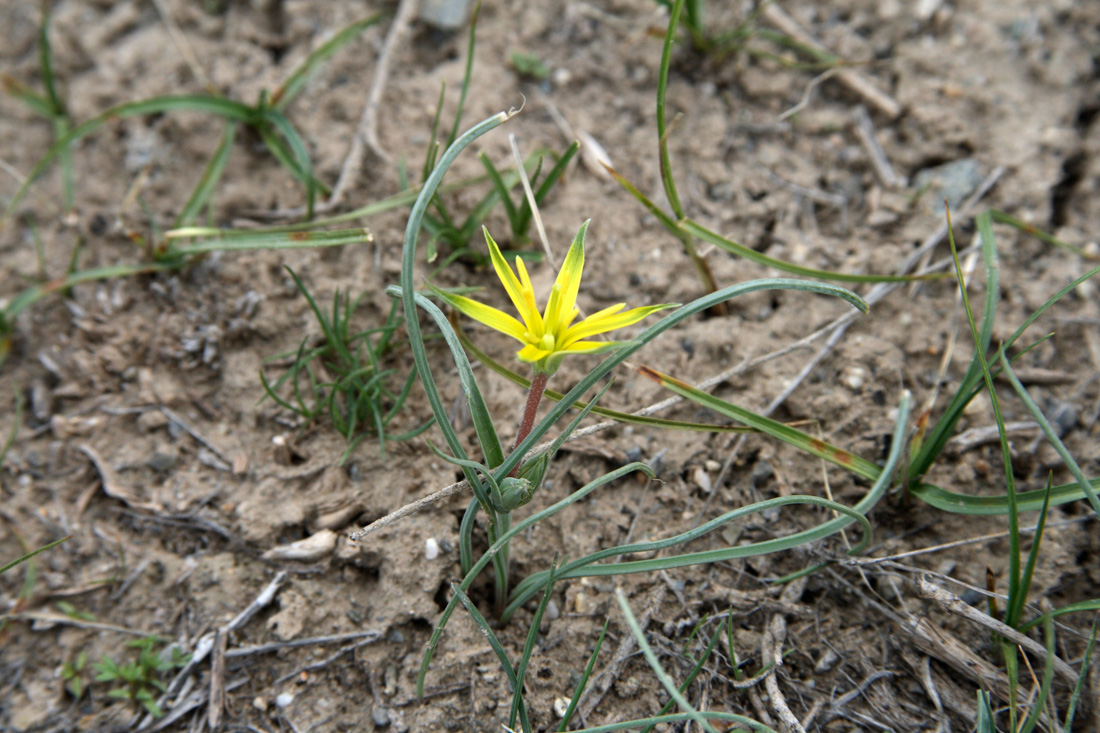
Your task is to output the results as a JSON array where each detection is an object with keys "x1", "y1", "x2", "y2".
[
  {"x1": 509, "y1": 52, "x2": 550, "y2": 80},
  {"x1": 61, "y1": 651, "x2": 88, "y2": 700},
  {"x1": 92, "y1": 636, "x2": 190, "y2": 718}
]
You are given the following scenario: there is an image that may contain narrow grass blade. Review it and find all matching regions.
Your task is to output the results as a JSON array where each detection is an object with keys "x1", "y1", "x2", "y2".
[
  {"x1": 1018, "y1": 600, "x2": 1100, "y2": 634},
  {"x1": 1018, "y1": 616, "x2": 1056, "y2": 733},
  {"x1": 570, "y1": 713, "x2": 775, "y2": 733},
  {"x1": 682, "y1": 218, "x2": 943, "y2": 284},
  {"x1": 450, "y1": 584, "x2": 530, "y2": 732},
  {"x1": 270, "y1": 13, "x2": 386, "y2": 110},
  {"x1": 509, "y1": 558, "x2": 558, "y2": 728},
  {"x1": 1, "y1": 536, "x2": 70, "y2": 575},
  {"x1": 638, "y1": 366, "x2": 881, "y2": 480},
  {"x1": 515, "y1": 141, "x2": 580, "y2": 236},
  {"x1": 657, "y1": 0, "x2": 687, "y2": 219},
  {"x1": 445, "y1": 1, "x2": 480, "y2": 149},
  {"x1": 418, "y1": 463, "x2": 651, "y2": 696},
  {"x1": 174, "y1": 122, "x2": 237, "y2": 228},
  {"x1": 1063, "y1": 615, "x2": 1098, "y2": 730},
  {"x1": 502, "y1": 391, "x2": 909, "y2": 619},
  {"x1": 998, "y1": 350, "x2": 1100, "y2": 516},
  {"x1": 3, "y1": 95, "x2": 261, "y2": 220},
  {"x1": 388, "y1": 287, "x2": 504, "y2": 470},
  {"x1": 557, "y1": 619, "x2": 609, "y2": 732},
  {"x1": 1009, "y1": 474, "x2": 1053, "y2": 628},
  {"x1": 167, "y1": 227, "x2": 371, "y2": 252},
  {"x1": 641, "y1": 615, "x2": 724, "y2": 733},
  {"x1": 991, "y1": 209, "x2": 1095, "y2": 260},
  {"x1": 2, "y1": 263, "x2": 173, "y2": 332},
  {"x1": 615, "y1": 588, "x2": 719, "y2": 733}
]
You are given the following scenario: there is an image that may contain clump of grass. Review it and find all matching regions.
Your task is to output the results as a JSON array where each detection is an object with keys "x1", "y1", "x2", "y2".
[
  {"x1": 92, "y1": 636, "x2": 191, "y2": 719},
  {"x1": 260, "y1": 268, "x2": 430, "y2": 463}
]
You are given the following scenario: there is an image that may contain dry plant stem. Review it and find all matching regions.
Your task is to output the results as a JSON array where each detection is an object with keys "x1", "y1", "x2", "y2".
[
  {"x1": 917, "y1": 577, "x2": 1078, "y2": 686},
  {"x1": 351, "y1": 168, "x2": 1004, "y2": 541},
  {"x1": 579, "y1": 584, "x2": 668, "y2": 720},
  {"x1": 330, "y1": 0, "x2": 418, "y2": 193},
  {"x1": 851, "y1": 105, "x2": 901, "y2": 188},
  {"x1": 761, "y1": 3, "x2": 901, "y2": 119}
]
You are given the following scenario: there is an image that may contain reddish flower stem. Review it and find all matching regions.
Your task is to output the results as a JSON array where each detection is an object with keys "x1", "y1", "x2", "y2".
[{"x1": 509, "y1": 371, "x2": 549, "y2": 477}]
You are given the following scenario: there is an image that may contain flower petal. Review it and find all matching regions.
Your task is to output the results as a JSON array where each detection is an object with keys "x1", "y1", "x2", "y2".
[
  {"x1": 545, "y1": 220, "x2": 587, "y2": 330},
  {"x1": 484, "y1": 228, "x2": 540, "y2": 329},
  {"x1": 428, "y1": 283, "x2": 528, "y2": 342},
  {"x1": 517, "y1": 343, "x2": 552, "y2": 363},
  {"x1": 513, "y1": 255, "x2": 545, "y2": 335},
  {"x1": 559, "y1": 340, "x2": 626, "y2": 355},
  {"x1": 562, "y1": 303, "x2": 676, "y2": 347}
]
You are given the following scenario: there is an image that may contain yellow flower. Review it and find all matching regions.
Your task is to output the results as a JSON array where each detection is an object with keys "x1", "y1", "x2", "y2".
[{"x1": 430, "y1": 221, "x2": 675, "y2": 375}]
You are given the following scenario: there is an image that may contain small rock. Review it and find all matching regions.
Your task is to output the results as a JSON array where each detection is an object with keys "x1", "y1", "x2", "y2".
[
  {"x1": 1044, "y1": 399, "x2": 1078, "y2": 438},
  {"x1": 145, "y1": 443, "x2": 179, "y2": 473},
  {"x1": 137, "y1": 410, "x2": 169, "y2": 432},
  {"x1": 261, "y1": 529, "x2": 338, "y2": 562},
  {"x1": 815, "y1": 648, "x2": 840, "y2": 673},
  {"x1": 424, "y1": 538, "x2": 440, "y2": 560},
  {"x1": 572, "y1": 591, "x2": 597, "y2": 615},
  {"x1": 841, "y1": 365, "x2": 868, "y2": 391},
  {"x1": 252, "y1": 696, "x2": 268, "y2": 712},
  {"x1": 693, "y1": 466, "x2": 713, "y2": 493},
  {"x1": 545, "y1": 599, "x2": 560, "y2": 621},
  {"x1": 372, "y1": 706, "x2": 392, "y2": 728},
  {"x1": 912, "y1": 158, "x2": 983, "y2": 216},
  {"x1": 751, "y1": 460, "x2": 774, "y2": 489},
  {"x1": 553, "y1": 696, "x2": 571, "y2": 718},
  {"x1": 275, "y1": 692, "x2": 294, "y2": 708}
]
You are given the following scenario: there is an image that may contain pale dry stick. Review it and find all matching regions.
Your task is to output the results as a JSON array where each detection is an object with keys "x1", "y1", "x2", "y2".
[
  {"x1": 262, "y1": 0, "x2": 417, "y2": 219},
  {"x1": 227, "y1": 630, "x2": 382, "y2": 659},
  {"x1": 160, "y1": 571, "x2": 287, "y2": 706},
  {"x1": 825, "y1": 567, "x2": 1014, "y2": 703},
  {"x1": 353, "y1": 170, "x2": 1007, "y2": 540},
  {"x1": 762, "y1": 577, "x2": 808, "y2": 733},
  {"x1": 139, "y1": 677, "x2": 248, "y2": 733},
  {"x1": 761, "y1": 3, "x2": 901, "y2": 119},
  {"x1": 917, "y1": 577, "x2": 1079, "y2": 687},
  {"x1": 578, "y1": 584, "x2": 668, "y2": 721},
  {"x1": 851, "y1": 105, "x2": 902, "y2": 188},
  {"x1": 327, "y1": 0, "x2": 418, "y2": 201},
  {"x1": 273, "y1": 634, "x2": 382, "y2": 684},
  {"x1": 159, "y1": 406, "x2": 233, "y2": 466},
  {"x1": 777, "y1": 68, "x2": 840, "y2": 122},
  {"x1": 208, "y1": 628, "x2": 227, "y2": 730},
  {"x1": 6, "y1": 612, "x2": 158, "y2": 637},
  {"x1": 150, "y1": 0, "x2": 216, "y2": 94},
  {"x1": 846, "y1": 516, "x2": 1092, "y2": 567},
  {"x1": 949, "y1": 421, "x2": 1040, "y2": 452},
  {"x1": 919, "y1": 655, "x2": 951, "y2": 733},
  {"x1": 508, "y1": 132, "x2": 556, "y2": 268}
]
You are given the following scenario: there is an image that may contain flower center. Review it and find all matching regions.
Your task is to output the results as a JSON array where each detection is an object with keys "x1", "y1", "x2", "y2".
[{"x1": 539, "y1": 333, "x2": 556, "y2": 352}]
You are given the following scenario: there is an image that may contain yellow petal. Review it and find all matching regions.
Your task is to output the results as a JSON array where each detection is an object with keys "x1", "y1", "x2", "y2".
[
  {"x1": 484, "y1": 228, "x2": 540, "y2": 329},
  {"x1": 562, "y1": 303, "x2": 675, "y2": 347},
  {"x1": 559, "y1": 340, "x2": 625, "y2": 355},
  {"x1": 546, "y1": 220, "x2": 587, "y2": 329},
  {"x1": 513, "y1": 255, "x2": 545, "y2": 334},
  {"x1": 428, "y1": 284, "x2": 528, "y2": 342},
  {"x1": 517, "y1": 343, "x2": 552, "y2": 363}
]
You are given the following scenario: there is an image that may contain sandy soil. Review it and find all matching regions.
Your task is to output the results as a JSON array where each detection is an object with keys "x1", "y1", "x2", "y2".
[{"x1": 2, "y1": 1, "x2": 1099, "y2": 731}]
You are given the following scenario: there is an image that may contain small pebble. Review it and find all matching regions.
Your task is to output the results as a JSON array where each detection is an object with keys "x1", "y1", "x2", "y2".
[
  {"x1": 815, "y1": 648, "x2": 840, "y2": 673},
  {"x1": 841, "y1": 365, "x2": 867, "y2": 391},
  {"x1": 553, "y1": 697, "x2": 571, "y2": 718},
  {"x1": 424, "y1": 537, "x2": 440, "y2": 560},
  {"x1": 252, "y1": 696, "x2": 268, "y2": 712},
  {"x1": 275, "y1": 692, "x2": 294, "y2": 708},
  {"x1": 372, "y1": 706, "x2": 392, "y2": 728},
  {"x1": 545, "y1": 599, "x2": 560, "y2": 621}
]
